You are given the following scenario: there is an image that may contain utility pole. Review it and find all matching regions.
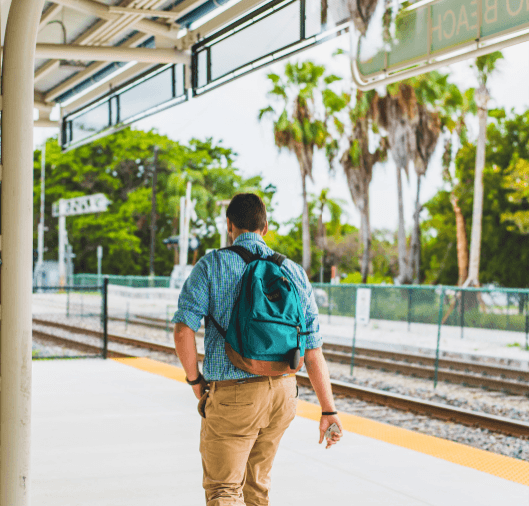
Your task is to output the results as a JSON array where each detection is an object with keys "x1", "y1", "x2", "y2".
[
  {"x1": 149, "y1": 146, "x2": 159, "y2": 277},
  {"x1": 36, "y1": 141, "x2": 46, "y2": 286}
]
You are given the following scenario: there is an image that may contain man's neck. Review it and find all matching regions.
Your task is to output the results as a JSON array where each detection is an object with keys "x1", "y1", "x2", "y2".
[{"x1": 231, "y1": 230, "x2": 262, "y2": 242}]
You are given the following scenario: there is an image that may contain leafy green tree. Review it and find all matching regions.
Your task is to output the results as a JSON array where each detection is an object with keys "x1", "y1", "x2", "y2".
[
  {"x1": 166, "y1": 138, "x2": 276, "y2": 255},
  {"x1": 422, "y1": 109, "x2": 529, "y2": 288},
  {"x1": 33, "y1": 130, "x2": 274, "y2": 276},
  {"x1": 339, "y1": 89, "x2": 387, "y2": 283},
  {"x1": 259, "y1": 61, "x2": 341, "y2": 274}
]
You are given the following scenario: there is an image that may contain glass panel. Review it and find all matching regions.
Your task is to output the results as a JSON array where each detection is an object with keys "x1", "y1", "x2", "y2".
[
  {"x1": 305, "y1": 0, "x2": 322, "y2": 38},
  {"x1": 110, "y1": 96, "x2": 119, "y2": 125},
  {"x1": 71, "y1": 102, "x2": 109, "y2": 144},
  {"x1": 388, "y1": 7, "x2": 428, "y2": 68},
  {"x1": 326, "y1": 0, "x2": 349, "y2": 27},
  {"x1": 197, "y1": 50, "x2": 208, "y2": 88},
  {"x1": 210, "y1": 1, "x2": 301, "y2": 82},
  {"x1": 119, "y1": 67, "x2": 174, "y2": 122},
  {"x1": 175, "y1": 64, "x2": 185, "y2": 97}
]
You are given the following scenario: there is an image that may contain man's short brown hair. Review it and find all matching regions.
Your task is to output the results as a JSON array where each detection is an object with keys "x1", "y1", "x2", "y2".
[{"x1": 226, "y1": 193, "x2": 267, "y2": 232}]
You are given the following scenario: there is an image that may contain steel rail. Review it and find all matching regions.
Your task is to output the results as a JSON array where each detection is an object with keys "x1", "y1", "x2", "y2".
[
  {"x1": 323, "y1": 343, "x2": 529, "y2": 381},
  {"x1": 32, "y1": 319, "x2": 529, "y2": 438},
  {"x1": 34, "y1": 315, "x2": 529, "y2": 393},
  {"x1": 295, "y1": 373, "x2": 529, "y2": 439}
]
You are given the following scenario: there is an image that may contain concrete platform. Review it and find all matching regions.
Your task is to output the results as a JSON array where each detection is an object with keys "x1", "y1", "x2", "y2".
[{"x1": 31, "y1": 359, "x2": 529, "y2": 505}]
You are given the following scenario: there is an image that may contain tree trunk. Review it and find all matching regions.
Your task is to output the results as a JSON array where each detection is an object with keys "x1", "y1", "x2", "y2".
[
  {"x1": 301, "y1": 172, "x2": 311, "y2": 274},
  {"x1": 450, "y1": 195, "x2": 469, "y2": 286},
  {"x1": 396, "y1": 165, "x2": 410, "y2": 284},
  {"x1": 360, "y1": 194, "x2": 371, "y2": 284},
  {"x1": 410, "y1": 174, "x2": 422, "y2": 284},
  {"x1": 466, "y1": 84, "x2": 489, "y2": 287}
]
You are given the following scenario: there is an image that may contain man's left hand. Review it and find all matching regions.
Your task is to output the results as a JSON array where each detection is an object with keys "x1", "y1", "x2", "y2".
[{"x1": 192, "y1": 376, "x2": 209, "y2": 399}]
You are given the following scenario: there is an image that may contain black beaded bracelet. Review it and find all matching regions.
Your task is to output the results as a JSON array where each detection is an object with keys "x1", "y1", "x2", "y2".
[
  {"x1": 321, "y1": 411, "x2": 337, "y2": 416},
  {"x1": 186, "y1": 373, "x2": 203, "y2": 386}
]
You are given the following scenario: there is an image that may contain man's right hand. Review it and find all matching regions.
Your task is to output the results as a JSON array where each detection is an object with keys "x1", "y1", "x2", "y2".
[{"x1": 319, "y1": 414, "x2": 343, "y2": 449}]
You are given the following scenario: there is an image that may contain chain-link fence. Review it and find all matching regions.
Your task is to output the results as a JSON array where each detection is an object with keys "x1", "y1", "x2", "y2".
[
  {"x1": 64, "y1": 275, "x2": 529, "y2": 384},
  {"x1": 32, "y1": 283, "x2": 108, "y2": 359},
  {"x1": 73, "y1": 273, "x2": 171, "y2": 289},
  {"x1": 313, "y1": 283, "x2": 529, "y2": 385},
  {"x1": 313, "y1": 284, "x2": 529, "y2": 340}
]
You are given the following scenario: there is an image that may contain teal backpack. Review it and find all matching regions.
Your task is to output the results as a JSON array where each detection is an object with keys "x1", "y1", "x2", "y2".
[{"x1": 208, "y1": 246, "x2": 310, "y2": 376}]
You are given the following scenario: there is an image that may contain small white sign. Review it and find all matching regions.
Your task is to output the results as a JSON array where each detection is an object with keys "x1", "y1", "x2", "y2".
[{"x1": 356, "y1": 288, "x2": 372, "y2": 326}]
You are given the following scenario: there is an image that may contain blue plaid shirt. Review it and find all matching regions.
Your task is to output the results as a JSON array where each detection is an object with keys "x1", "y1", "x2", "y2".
[{"x1": 172, "y1": 232, "x2": 322, "y2": 381}]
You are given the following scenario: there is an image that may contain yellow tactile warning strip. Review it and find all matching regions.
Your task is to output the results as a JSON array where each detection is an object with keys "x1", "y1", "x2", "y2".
[{"x1": 113, "y1": 357, "x2": 529, "y2": 486}]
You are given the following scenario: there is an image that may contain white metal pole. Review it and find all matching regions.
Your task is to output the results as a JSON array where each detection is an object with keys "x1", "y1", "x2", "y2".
[
  {"x1": 58, "y1": 210, "x2": 66, "y2": 287},
  {"x1": 36, "y1": 141, "x2": 46, "y2": 286},
  {"x1": 1, "y1": 2, "x2": 46, "y2": 506},
  {"x1": 220, "y1": 204, "x2": 227, "y2": 248},
  {"x1": 97, "y1": 245, "x2": 103, "y2": 286},
  {"x1": 181, "y1": 182, "x2": 191, "y2": 271},
  {"x1": 179, "y1": 196, "x2": 185, "y2": 267}
]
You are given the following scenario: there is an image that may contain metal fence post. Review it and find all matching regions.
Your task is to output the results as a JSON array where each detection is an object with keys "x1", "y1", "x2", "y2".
[
  {"x1": 407, "y1": 288, "x2": 412, "y2": 331},
  {"x1": 350, "y1": 287, "x2": 358, "y2": 377},
  {"x1": 166, "y1": 304, "x2": 170, "y2": 337},
  {"x1": 434, "y1": 286, "x2": 445, "y2": 389},
  {"x1": 525, "y1": 293, "x2": 529, "y2": 350},
  {"x1": 66, "y1": 286, "x2": 70, "y2": 318},
  {"x1": 103, "y1": 276, "x2": 109, "y2": 359},
  {"x1": 328, "y1": 285, "x2": 332, "y2": 324},
  {"x1": 460, "y1": 290, "x2": 465, "y2": 339}
]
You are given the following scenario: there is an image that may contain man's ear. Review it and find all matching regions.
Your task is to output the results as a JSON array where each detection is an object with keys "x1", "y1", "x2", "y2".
[
  {"x1": 227, "y1": 217, "x2": 232, "y2": 233},
  {"x1": 262, "y1": 221, "x2": 269, "y2": 237}
]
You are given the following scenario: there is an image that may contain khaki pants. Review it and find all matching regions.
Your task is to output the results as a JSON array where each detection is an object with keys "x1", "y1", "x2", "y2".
[{"x1": 198, "y1": 376, "x2": 298, "y2": 506}]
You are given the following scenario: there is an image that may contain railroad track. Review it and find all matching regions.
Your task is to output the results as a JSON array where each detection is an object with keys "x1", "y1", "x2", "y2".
[
  {"x1": 33, "y1": 316, "x2": 529, "y2": 395},
  {"x1": 322, "y1": 343, "x2": 529, "y2": 396},
  {"x1": 98, "y1": 314, "x2": 529, "y2": 396},
  {"x1": 32, "y1": 318, "x2": 529, "y2": 439}
]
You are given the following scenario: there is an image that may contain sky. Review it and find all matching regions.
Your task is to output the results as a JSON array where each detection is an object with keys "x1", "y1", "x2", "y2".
[{"x1": 35, "y1": 35, "x2": 529, "y2": 235}]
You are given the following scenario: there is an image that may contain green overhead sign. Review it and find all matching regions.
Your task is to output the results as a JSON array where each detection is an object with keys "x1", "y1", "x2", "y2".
[{"x1": 358, "y1": 0, "x2": 529, "y2": 77}]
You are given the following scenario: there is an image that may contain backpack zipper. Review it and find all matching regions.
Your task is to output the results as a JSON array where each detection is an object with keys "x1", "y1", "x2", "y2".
[
  {"x1": 266, "y1": 276, "x2": 291, "y2": 291},
  {"x1": 253, "y1": 319, "x2": 300, "y2": 330}
]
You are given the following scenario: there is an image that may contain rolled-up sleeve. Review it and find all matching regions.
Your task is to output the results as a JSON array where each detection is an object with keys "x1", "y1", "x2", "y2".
[
  {"x1": 172, "y1": 258, "x2": 209, "y2": 332},
  {"x1": 302, "y1": 273, "x2": 322, "y2": 350}
]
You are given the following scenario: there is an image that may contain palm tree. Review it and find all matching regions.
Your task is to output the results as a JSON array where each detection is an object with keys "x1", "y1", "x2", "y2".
[
  {"x1": 409, "y1": 103, "x2": 441, "y2": 283},
  {"x1": 465, "y1": 51, "x2": 503, "y2": 286},
  {"x1": 260, "y1": 61, "x2": 340, "y2": 274},
  {"x1": 407, "y1": 72, "x2": 453, "y2": 283},
  {"x1": 349, "y1": 0, "x2": 380, "y2": 35},
  {"x1": 377, "y1": 83, "x2": 418, "y2": 284},
  {"x1": 340, "y1": 89, "x2": 387, "y2": 283}
]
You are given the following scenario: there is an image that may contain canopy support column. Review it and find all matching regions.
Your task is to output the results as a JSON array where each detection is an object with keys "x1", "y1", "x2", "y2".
[{"x1": 0, "y1": 1, "x2": 45, "y2": 505}]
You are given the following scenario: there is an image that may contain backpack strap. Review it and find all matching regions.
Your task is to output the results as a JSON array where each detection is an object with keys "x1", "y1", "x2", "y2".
[
  {"x1": 268, "y1": 252, "x2": 286, "y2": 267},
  {"x1": 205, "y1": 246, "x2": 258, "y2": 338},
  {"x1": 219, "y1": 245, "x2": 260, "y2": 264},
  {"x1": 206, "y1": 314, "x2": 227, "y2": 338}
]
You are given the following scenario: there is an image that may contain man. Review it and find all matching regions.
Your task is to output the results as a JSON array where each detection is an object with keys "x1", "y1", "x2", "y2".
[{"x1": 173, "y1": 193, "x2": 342, "y2": 506}]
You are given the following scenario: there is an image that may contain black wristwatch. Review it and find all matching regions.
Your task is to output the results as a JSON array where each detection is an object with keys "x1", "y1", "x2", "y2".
[{"x1": 185, "y1": 372, "x2": 203, "y2": 386}]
